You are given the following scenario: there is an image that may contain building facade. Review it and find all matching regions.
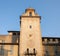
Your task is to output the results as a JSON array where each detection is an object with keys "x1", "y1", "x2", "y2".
[{"x1": 0, "y1": 8, "x2": 60, "y2": 56}]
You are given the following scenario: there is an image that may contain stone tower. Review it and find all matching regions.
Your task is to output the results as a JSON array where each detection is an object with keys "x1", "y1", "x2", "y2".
[{"x1": 20, "y1": 8, "x2": 43, "y2": 56}]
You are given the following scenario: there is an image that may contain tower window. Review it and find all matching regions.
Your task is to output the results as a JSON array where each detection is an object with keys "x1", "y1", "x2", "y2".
[
  {"x1": 30, "y1": 25, "x2": 32, "y2": 28},
  {"x1": 29, "y1": 12, "x2": 32, "y2": 16},
  {"x1": 29, "y1": 34, "x2": 32, "y2": 37}
]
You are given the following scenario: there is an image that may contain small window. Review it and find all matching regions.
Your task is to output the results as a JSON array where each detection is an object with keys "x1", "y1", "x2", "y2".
[
  {"x1": 27, "y1": 48, "x2": 29, "y2": 52},
  {"x1": 29, "y1": 12, "x2": 32, "y2": 16},
  {"x1": 13, "y1": 33, "x2": 16, "y2": 35},
  {"x1": 42, "y1": 38, "x2": 44, "y2": 41},
  {"x1": 53, "y1": 39, "x2": 55, "y2": 41},
  {"x1": 30, "y1": 25, "x2": 32, "y2": 28},
  {"x1": 47, "y1": 39, "x2": 50, "y2": 42},
  {"x1": 29, "y1": 34, "x2": 32, "y2": 37}
]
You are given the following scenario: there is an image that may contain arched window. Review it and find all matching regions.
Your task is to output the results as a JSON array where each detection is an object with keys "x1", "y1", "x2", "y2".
[{"x1": 29, "y1": 12, "x2": 32, "y2": 16}]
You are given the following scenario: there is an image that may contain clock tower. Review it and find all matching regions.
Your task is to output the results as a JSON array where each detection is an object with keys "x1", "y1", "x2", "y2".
[{"x1": 20, "y1": 8, "x2": 43, "y2": 56}]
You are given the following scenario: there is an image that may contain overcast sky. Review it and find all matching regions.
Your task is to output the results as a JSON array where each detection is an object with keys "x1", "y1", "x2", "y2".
[{"x1": 0, "y1": 0, "x2": 60, "y2": 37}]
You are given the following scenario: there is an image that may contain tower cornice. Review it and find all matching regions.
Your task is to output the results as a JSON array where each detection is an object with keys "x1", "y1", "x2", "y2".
[{"x1": 20, "y1": 16, "x2": 41, "y2": 20}]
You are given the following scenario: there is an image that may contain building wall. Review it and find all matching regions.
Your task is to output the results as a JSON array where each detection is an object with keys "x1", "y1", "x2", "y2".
[
  {"x1": 0, "y1": 34, "x2": 60, "y2": 56},
  {"x1": 42, "y1": 38, "x2": 60, "y2": 56},
  {"x1": 0, "y1": 32, "x2": 19, "y2": 56}
]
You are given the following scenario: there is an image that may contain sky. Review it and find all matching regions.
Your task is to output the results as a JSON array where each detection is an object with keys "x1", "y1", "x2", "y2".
[{"x1": 0, "y1": 0, "x2": 60, "y2": 37}]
